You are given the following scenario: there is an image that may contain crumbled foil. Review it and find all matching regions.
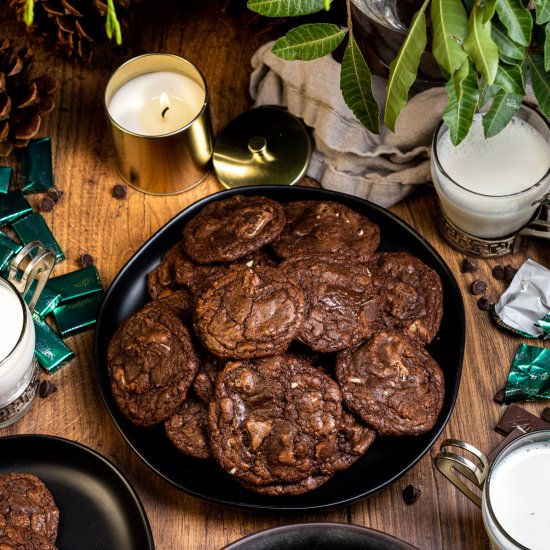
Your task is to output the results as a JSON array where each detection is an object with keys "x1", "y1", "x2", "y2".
[
  {"x1": 505, "y1": 344, "x2": 550, "y2": 402},
  {"x1": 495, "y1": 259, "x2": 550, "y2": 338}
]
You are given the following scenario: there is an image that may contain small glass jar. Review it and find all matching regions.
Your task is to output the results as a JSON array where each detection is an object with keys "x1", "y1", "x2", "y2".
[
  {"x1": 0, "y1": 277, "x2": 39, "y2": 427},
  {"x1": 0, "y1": 242, "x2": 54, "y2": 428}
]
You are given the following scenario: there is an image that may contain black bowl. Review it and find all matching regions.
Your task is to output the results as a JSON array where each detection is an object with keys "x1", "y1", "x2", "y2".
[{"x1": 94, "y1": 186, "x2": 465, "y2": 512}]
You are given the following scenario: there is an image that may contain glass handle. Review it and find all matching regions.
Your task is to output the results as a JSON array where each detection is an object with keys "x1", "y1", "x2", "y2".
[
  {"x1": 7, "y1": 241, "x2": 55, "y2": 313},
  {"x1": 433, "y1": 438, "x2": 490, "y2": 508},
  {"x1": 520, "y1": 200, "x2": 550, "y2": 240}
]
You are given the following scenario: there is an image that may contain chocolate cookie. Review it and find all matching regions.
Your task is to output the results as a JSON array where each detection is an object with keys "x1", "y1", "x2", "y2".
[
  {"x1": 165, "y1": 393, "x2": 211, "y2": 459},
  {"x1": 155, "y1": 288, "x2": 195, "y2": 322},
  {"x1": 0, "y1": 473, "x2": 59, "y2": 543},
  {"x1": 0, "y1": 526, "x2": 58, "y2": 550},
  {"x1": 334, "y1": 412, "x2": 376, "y2": 471},
  {"x1": 280, "y1": 255, "x2": 380, "y2": 352},
  {"x1": 369, "y1": 252, "x2": 443, "y2": 344},
  {"x1": 194, "y1": 264, "x2": 305, "y2": 359},
  {"x1": 183, "y1": 195, "x2": 286, "y2": 264},
  {"x1": 237, "y1": 474, "x2": 331, "y2": 496},
  {"x1": 208, "y1": 355, "x2": 343, "y2": 491},
  {"x1": 107, "y1": 301, "x2": 199, "y2": 426},
  {"x1": 335, "y1": 332, "x2": 445, "y2": 436},
  {"x1": 272, "y1": 201, "x2": 380, "y2": 262},
  {"x1": 147, "y1": 242, "x2": 195, "y2": 300},
  {"x1": 193, "y1": 353, "x2": 223, "y2": 403}
]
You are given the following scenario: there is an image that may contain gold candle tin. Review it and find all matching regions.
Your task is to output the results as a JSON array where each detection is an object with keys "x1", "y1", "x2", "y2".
[{"x1": 104, "y1": 54, "x2": 213, "y2": 195}]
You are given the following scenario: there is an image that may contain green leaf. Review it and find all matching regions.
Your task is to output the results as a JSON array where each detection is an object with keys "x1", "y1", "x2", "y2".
[
  {"x1": 23, "y1": 0, "x2": 34, "y2": 26},
  {"x1": 482, "y1": 91, "x2": 522, "y2": 137},
  {"x1": 105, "y1": 0, "x2": 122, "y2": 45},
  {"x1": 384, "y1": 0, "x2": 429, "y2": 131},
  {"x1": 272, "y1": 24, "x2": 347, "y2": 60},
  {"x1": 464, "y1": 4, "x2": 499, "y2": 84},
  {"x1": 478, "y1": 79, "x2": 500, "y2": 107},
  {"x1": 535, "y1": 0, "x2": 550, "y2": 24},
  {"x1": 443, "y1": 60, "x2": 480, "y2": 144},
  {"x1": 494, "y1": 62, "x2": 525, "y2": 94},
  {"x1": 247, "y1": 0, "x2": 326, "y2": 17},
  {"x1": 340, "y1": 34, "x2": 380, "y2": 134},
  {"x1": 546, "y1": 22, "x2": 550, "y2": 71},
  {"x1": 431, "y1": 0, "x2": 468, "y2": 74},
  {"x1": 483, "y1": 0, "x2": 498, "y2": 23},
  {"x1": 495, "y1": 0, "x2": 532, "y2": 46},
  {"x1": 528, "y1": 53, "x2": 550, "y2": 120},
  {"x1": 451, "y1": 55, "x2": 469, "y2": 100},
  {"x1": 491, "y1": 19, "x2": 526, "y2": 61}
]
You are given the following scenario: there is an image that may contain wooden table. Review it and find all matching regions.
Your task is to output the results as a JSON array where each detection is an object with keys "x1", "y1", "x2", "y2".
[{"x1": 1, "y1": 2, "x2": 549, "y2": 549}]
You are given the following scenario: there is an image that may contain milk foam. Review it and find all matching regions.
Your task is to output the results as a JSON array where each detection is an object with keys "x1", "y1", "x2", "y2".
[
  {"x1": 0, "y1": 283, "x2": 24, "y2": 362},
  {"x1": 489, "y1": 441, "x2": 550, "y2": 550},
  {"x1": 437, "y1": 114, "x2": 550, "y2": 196}
]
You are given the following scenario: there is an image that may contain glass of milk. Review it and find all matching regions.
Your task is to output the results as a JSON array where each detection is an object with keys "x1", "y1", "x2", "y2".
[
  {"x1": 431, "y1": 104, "x2": 550, "y2": 254},
  {"x1": 434, "y1": 431, "x2": 550, "y2": 550},
  {"x1": 0, "y1": 242, "x2": 54, "y2": 428}
]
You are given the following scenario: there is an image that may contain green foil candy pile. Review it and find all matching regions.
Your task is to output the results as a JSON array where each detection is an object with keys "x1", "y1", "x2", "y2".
[{"x1": 504, "y1": 344, "x2": 550, "y2": 402}]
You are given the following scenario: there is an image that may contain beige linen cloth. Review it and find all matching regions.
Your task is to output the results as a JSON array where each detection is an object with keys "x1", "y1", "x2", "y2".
[{"x1": 250, "y1": 41, "x2": 448, "y2": 207}]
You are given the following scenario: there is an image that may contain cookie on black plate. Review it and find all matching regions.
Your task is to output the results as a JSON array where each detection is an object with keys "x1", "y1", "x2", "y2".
[
  {"x1": 107, "y1": 301, "x2": 199, "y2": 427},
  {"x1": 335, "y1": 331, "x2": 445, "y2": 436},
  {"x1": 183, "y1": 195, "x2": 286, "y2": 264}
]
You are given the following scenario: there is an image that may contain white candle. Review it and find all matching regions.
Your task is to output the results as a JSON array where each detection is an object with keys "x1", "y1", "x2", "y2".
[
  {"x1": 107, "y1": 71, "x2": 205, "y2": 136},
  {"x1": 431, "y1": 108, "x2": 550, "y2": 238},
  {"x1": 0, "y1": 280, "x2": 35, "y2": 404},
  {"x1": 484, "y1": 440, "x2": 550, "y2": 550}
]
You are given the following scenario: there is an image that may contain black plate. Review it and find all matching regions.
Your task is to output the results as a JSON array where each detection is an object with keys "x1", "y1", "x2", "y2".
[
  {"x1": 222, "y1": 522, "x2": 419, "y2": 550},
  {"x1": 94, "y1": 186, "x2": 465, "y2": 512},
  {"x1": 0, "y1": 434, "x2": 154, "y2": 549}
]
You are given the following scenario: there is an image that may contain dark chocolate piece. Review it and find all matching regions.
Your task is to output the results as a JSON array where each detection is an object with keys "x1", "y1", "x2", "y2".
[
  {"x1": 477, "y1": 296, "x2": 493, "y2": 311},
  {"x1": 541, "y1": 407, "x2": 550, "y2": 423},
  {"x1": 39, "y1": 380, "x2": 58, "y2": 398},
  {"x1": 460, "y1": 257, "x2": 478, "y2": 273},
  {"x1": 487, "y1": 427, "x2": 526, "y2": 463},
  {"x1": 46, "y1": 188, "x2": 62, "y2": 203},
  {"x1": 39, "y1": 197, "x2": 55, "y2": 212},
  {"x1": 402, "y1": 484, "x2": 421, "y2": 505},
  {"x1": 79, "y1": 253, "x2": 94, "y2": 268},
  {"x1": 492, "y1": 265, "x2": 505, "y2": 280},
  {"x1": 493, "y1": 387, "x2": 506, "y2": 404},
  {"x1": 112, "y1": 184, "x2": 127, "y2": 199},
  {"x1": 495, "y1": 403, "x2": 550, "y2": 435},
  {"x1": 470, "y1": 280, "x2": 487, "y2": 295}
]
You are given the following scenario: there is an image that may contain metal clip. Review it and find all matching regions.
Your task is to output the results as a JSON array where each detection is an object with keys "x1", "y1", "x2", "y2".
[
  {"x1": 7, "y1": 241, "x2": 55, "y2": 313},
  {"x1": 521, "y1": 198, "x2": 550, "y2": 241},
  {"x1": 433, "y1": 439, "x2": 490, "y2": 508}
]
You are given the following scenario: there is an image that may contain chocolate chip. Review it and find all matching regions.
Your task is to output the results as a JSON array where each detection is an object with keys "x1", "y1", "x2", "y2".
[
  {"x1": 79, "y1": 253, "x2": 94, "y2": 268},
  {"x1": 112, "y1": 184, "x2": 127, "y2": 200},
  {"x1": 460, "y1": 257, "x2": 478, "y2": 273},
  {"x1": 477, "y1": 296, "x2": 493, "y2": 311},
  {"x1": 493, "y1": 387, "x2": 506, "y2": 404},
  {"x1": 504, "y1": 265, "x2": 518, "y2": 284},
  {"x1": 39, "y1": 197, "x2": 55, "y2": 212},
  {"x1": 47, "y1": 187, "x2": 63, "y2": 203},
  {"x1": 492, "y1": 265, "x2": 505, "y2": 280},
  {"x1": 39, "y1": 379, "x2": 57, "y2": 398},
  {"x1": 402, "y1": 484, "x2": 421, "y2": 505},
  {"x1": 495, "y1": 403, "x2": 550, "y2": 435},
  {"x1": 541, "y1": 407, "x2": 550, "y2": 423},
  {"x1": 470, "y1": 280, "x2": 487, "y2": 295}
]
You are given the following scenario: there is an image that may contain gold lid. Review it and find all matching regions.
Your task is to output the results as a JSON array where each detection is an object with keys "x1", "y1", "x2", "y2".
[{"x1": 213, "y1": 106, "x2": 312, "y2": 188}]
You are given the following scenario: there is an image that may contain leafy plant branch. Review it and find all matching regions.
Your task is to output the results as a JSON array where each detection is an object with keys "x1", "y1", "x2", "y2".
[{"x1": 247, "y1": 0, "x2": 550, "y2": 144}]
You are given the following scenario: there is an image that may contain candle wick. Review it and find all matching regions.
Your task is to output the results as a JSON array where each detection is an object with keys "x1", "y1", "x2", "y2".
[{"x1": 162, "y1": 106, "x2": 169, "y2": 118}]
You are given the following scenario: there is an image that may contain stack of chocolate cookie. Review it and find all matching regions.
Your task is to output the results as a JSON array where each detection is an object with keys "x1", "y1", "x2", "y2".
[
  {"x1": 0, "y1": 473, "x2": 60, "y2": 549},
  {"x1": 107, "y1": 195, "x2": 445, "y2": 496}
]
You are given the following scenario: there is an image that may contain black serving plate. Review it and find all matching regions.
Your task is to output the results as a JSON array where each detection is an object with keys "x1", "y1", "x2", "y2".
[
  {"x1": 0, "y1": 434, "x2": 154, "y2": 549},
  {"x1": 222, "y1": 522, "x2": 419, "y2": 550},
  {"x1": 94, "y1": 186, "x2": 465, "y2": 512}
]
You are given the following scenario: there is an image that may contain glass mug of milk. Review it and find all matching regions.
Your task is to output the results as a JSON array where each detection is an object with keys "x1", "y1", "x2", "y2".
[
  {"x1": 0, "y1": 242, "x2": 54, "y2": 428},
  {"x1": 434, "y1": 431, "x2": 550, "y2": 550},
  {"x1": 431, "y1": 104, "x2": 550, "y2": 257}
]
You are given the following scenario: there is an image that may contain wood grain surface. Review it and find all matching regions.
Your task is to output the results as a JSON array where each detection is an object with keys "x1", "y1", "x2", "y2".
[{"x1": 1, "y1": 2, "x2": 549, "y2": 549}]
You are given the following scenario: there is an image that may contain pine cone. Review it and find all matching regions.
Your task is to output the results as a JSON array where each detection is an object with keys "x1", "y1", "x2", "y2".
[
  {"x1": 0, "y1": 38, "x2": 59, "y2": 157},
  {"x1": 10, "y1": 0, "x2": 138, "y2": 63}
]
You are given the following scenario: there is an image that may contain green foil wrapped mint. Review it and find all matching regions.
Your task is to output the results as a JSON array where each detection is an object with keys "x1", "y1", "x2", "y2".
[{"x1": 504, "y1": 344, "x2": 550, "y2": 402}]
